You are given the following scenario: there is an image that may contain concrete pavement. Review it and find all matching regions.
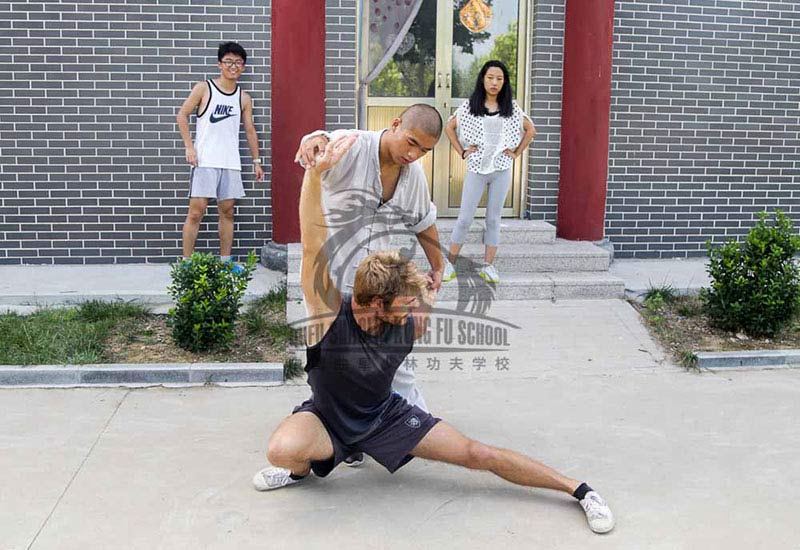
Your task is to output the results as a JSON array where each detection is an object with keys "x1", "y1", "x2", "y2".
[
  {"x1": 2, "y1": 299, "x2": 798, "y2": 549},
  {"x1": 609, "y1": 257, "x2": 710, "y2": 301}
]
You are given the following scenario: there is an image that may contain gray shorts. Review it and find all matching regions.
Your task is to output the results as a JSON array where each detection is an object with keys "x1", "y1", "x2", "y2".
[
  {"x1": 292, "y1": 392, "x2": 440, "y2": 477},
  {"x1": 189, "y1": 167, "x2": 245, "y2": 200}
]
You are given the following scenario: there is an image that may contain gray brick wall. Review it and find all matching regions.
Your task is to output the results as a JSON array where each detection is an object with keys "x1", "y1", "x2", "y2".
[
  {"x1": 526, "y1": 0, "x2": 565, "y2": 224},
  {"x1": 609, "y1": 0, "x2": 800, "y2": 258},
  {"x1": 325, "y1": 0, "x2": 357, "y2": 130},
  {"x1": 0, "y1": 0, "x2": 271, "y2": 265},
  {"x1": 5, "y1": 1, "x2": 799, "y2": 263}
]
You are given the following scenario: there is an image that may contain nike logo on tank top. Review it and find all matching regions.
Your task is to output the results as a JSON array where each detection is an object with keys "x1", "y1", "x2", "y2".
[
  {"x1": 209, "y1": 105, "x2": 236, "y2": 123},
  {"x1": 194, "y1": 79, "x2": 242, "y2": 170}
]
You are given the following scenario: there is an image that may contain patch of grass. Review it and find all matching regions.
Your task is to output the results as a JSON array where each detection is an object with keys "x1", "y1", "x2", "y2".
[
  {"x1": 679, "y1": 349, "x2": 698, "y2": 370},
  {"x1": 248, "y1": 284, "x2": 288, "y2": 316},
  {"x1": 644, "y1": 282, "x2": 678, "y2": 303},
  {"x1": 243, "y1": 286, "x2": 288, "y2": 335},
  {"x1": 266, "y1": 322, "x2": 296, "y2": 346},
  {"x1": 242, "y1": 308, "x2": 269, "y2": 335},
  {"x1": 242, "y1": 285, "x2": 295, "y2": 346},
  {"x1": 649, "y1": 314, "x2": 665, "y2": 326},
  {"x1": 283, "y1": 356, "x2": 303, "y2": 379},
  {"x1": 643, "y1": 283, "x2": 678, "y2": 312},
  {"x1": 635, "y1": 297, "x2": 698, "y2": 371},
  {"x1": 0, "y1": 301, "x2": 148, "y2": 365},
  {"x1": 76, "y1": 299, "x2": 150, "y2": 322},
  {"x1": 675, "y1": 297, "x2": 703, "y2": 318}
]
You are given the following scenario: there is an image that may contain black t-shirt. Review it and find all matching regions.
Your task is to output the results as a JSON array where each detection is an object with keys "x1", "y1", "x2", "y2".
[{"x1": 305, "y1": 295, "x2": 415, "y2": 444}]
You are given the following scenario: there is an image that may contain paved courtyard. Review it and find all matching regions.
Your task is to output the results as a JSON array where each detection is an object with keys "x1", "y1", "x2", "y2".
[{"x1": 2, "y1": 299, "x2": 797, "y2": 549}]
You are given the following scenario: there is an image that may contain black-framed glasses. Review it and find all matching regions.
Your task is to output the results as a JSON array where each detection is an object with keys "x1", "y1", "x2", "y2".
[{"x1": 221, "y1": 59, "x2": 245, "y2": 68}]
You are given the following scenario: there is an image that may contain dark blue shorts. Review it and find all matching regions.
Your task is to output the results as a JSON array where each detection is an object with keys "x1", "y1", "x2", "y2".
[{"x1": 292, "y1": 393, "x2": 440, "y2": 478}]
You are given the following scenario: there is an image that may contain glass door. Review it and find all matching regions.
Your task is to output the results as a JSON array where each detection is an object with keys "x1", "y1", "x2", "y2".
[{"x1": 363, "y1": 0, "x2": 528, "y2": 217}]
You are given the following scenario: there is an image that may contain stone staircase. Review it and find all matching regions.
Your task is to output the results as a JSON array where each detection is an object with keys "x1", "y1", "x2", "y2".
[{"x1": 286, "y1": 219, "x2": 624, "y2": 303}]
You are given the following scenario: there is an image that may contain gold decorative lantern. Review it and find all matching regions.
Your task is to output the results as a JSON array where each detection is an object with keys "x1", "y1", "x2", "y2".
[{"x1": 459, "y1": 0, "x2": 493, "y2": 33}]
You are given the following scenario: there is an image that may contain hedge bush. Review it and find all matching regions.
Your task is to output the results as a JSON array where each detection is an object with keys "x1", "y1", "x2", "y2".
[
  {"x1": 700, "y1": 210, "x2": 800, "y2": 337},
  {"x1": 168, "y1": 252, "x2": 256, "y2": 352}
]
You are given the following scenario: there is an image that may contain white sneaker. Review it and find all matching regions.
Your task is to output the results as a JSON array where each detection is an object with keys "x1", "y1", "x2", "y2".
[
  {"x1": 343, "y1": 452, "x2": 364, "y2": 467},
  {"x1": 579, "y1": 491, "x2": 615, "y2": 533},
  {"x1": 479, "y1": 263, "x2": 500, "y2": 283},
  {"x1": 442, "y1": 259, "x2": 456, "y2": 282},
  {"x1": 252, "y1": 467, "x2": 305, "y2": 491}
]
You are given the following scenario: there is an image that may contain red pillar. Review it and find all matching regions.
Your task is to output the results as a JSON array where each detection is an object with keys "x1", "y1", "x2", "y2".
[
  {"x1": 270, "y1": 0, "x2": 326, "y2": 244},
  {"x1": 556, "y1": 0, "x2": 615, "y2": 241}
]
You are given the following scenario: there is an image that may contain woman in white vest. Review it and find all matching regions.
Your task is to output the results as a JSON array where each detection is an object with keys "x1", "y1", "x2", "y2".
[{"x1": 442, "y1": 60, "x2": 536, "y2": 283}]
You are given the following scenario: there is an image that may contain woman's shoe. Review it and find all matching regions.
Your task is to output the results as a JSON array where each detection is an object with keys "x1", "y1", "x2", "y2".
[
  {"x1": 479, "y1": 263, "x2": 500, "y2": 283},
  {"x1": 442, "y1": 259, "x2": 457, "y2": 282}
]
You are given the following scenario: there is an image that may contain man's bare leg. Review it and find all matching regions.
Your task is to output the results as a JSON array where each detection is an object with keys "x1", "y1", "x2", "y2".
[
  {"x1": 254, "y1": 412, "x2": 335, "y2": 491},
  {"x1": 411, "y1": 421, "x2": 615, "y2": 533},
  {"x1": 217, "y1": 199, "x2": 235, "y2": 258},
  {"x1": 412, "y1": 421, "x2": 579, "y2": 492},
  {"x1": 182, "y1": 198, "x2": 209, "y2": 257}
]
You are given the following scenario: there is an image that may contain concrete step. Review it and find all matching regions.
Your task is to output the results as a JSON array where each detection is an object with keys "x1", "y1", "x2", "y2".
[
  {"x1": 286, "y1": 270, "x2": 624, "y2": 302},
  {"x1": 402, "y1": 219, "x2": 556, "y2": 245},
  {"x1": 288, "y1": 239, "x2": 611, "y2": 274}
]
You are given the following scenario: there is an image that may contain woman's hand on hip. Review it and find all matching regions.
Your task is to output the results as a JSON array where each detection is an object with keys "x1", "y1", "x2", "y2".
[{"x1": 463, "y1": 145, "x2": 479, "y2": 159}]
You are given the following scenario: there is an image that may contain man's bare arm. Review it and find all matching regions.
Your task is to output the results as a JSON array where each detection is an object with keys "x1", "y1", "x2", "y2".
[
  {"x1": 241, "y1": 92, "x2": 264, "y2": 181},
  {"x1": 295, "y1": 133, "x2": 330, "y2": 169},
  {"x1": 413, "y1": 288, "x2": 436, "y2": 341},
  {"x1": 176, "y1": 82, "x2": 207, "y2": 166},
  {"x1": 416, "y1": 224, "x2": 445, "y2": 291},
  {"x1": 299, "y1": 135, "x2": 358, "y2": 337},
  {"x1": 300, "y1": 168, "x2": 339, "y2": 324}
]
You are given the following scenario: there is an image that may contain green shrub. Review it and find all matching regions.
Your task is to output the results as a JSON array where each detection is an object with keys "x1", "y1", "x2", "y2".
[
  {"x1": 700, "y1": 210, "x2": 800, "y2": 337},
  {"x1": 168, "y1": 251, "x2": 257, "y2": 352}
]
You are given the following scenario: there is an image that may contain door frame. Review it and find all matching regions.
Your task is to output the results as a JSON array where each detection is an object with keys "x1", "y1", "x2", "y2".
[{"x1": 357, "y1": 0, "x2": 532, "y2": 218}]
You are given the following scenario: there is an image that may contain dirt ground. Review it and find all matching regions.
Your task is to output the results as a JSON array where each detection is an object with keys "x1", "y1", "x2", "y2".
[
  {"x1": 631, "y1": 295, "x2": 800, "y2": 367},
  {"x1": 105, "y1": 315, "x2": 290, "y2": 364}
]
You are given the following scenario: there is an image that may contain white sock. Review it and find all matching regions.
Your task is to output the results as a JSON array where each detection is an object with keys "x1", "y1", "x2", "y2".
[{"x1": 220, "y1": 255, "x2": 232, "y2": 262}]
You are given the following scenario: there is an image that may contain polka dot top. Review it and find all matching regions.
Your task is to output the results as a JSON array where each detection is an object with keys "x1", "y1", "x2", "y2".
[{"x1": 451, "y1": 100, "x2": 531, "y2": 174}]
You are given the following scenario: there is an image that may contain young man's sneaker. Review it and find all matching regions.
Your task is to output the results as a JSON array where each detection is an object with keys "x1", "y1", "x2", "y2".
[
  {"x1": 479, "y1": 263, "x2": 500, "y2": 283},
  {"x1": 579, "y1": 491, "x2": 615, "y2": 533},
  {"x1": 252, "y1": 467, "x2": 305, "y2": 491},
  {"x1": 442, "y1": 259, "x2": 457, "y2": 282},
  {"x1": 343, "y1": 452, "x2": 364, "y2": 467},
  {"x1": 223, "y1": 259, "x2": 246, "y2": 276}
]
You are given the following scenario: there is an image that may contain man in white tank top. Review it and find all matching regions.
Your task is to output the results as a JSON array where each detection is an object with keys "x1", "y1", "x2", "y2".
[{"x1": 176, "y1": 42, "x2": 264, "y2": 272}]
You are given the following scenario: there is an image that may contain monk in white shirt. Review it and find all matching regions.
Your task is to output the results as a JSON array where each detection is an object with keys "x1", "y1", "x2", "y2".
[{"x1": 295, "y1": 105, "x2": 445, "y2": 464}]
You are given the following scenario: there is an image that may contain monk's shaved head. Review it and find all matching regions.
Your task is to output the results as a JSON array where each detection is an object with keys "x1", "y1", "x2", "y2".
[{"x1": 399, "y1": 104, "x2": 443, "y2": 139}]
